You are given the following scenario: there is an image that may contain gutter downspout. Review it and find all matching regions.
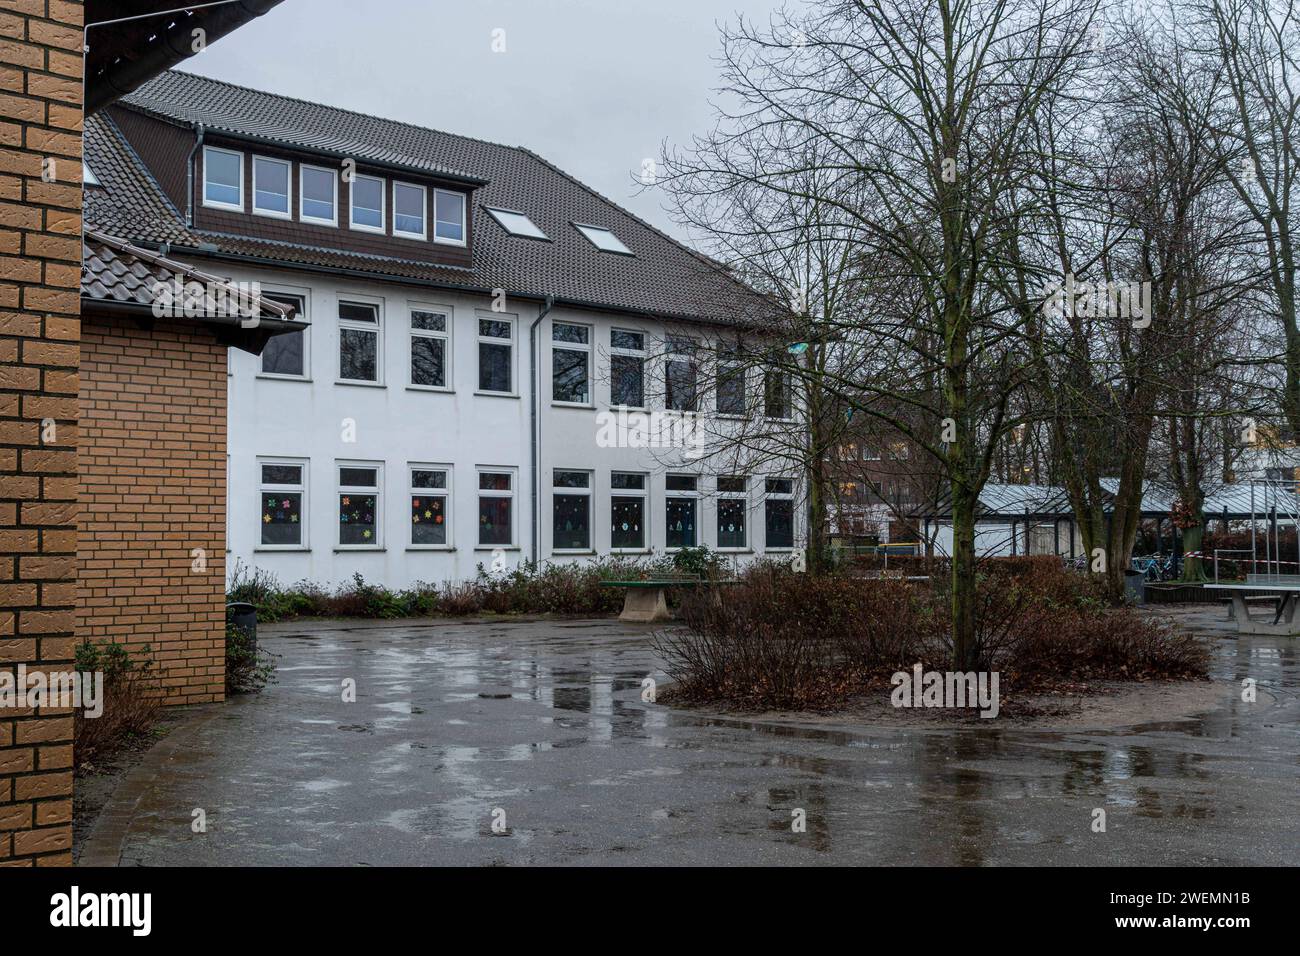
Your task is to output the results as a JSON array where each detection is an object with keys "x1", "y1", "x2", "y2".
[
  {"x1": 184, "y1": 123, "x2": 205, "y2": 228},
  {"x1": 530, "y1": 295, "x2": 557, "y2": 565}
]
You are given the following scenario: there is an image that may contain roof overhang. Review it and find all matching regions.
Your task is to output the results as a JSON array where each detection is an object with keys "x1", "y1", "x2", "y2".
[{"x1": 85, "y1": 1, "x2": 285, "y2": 115}]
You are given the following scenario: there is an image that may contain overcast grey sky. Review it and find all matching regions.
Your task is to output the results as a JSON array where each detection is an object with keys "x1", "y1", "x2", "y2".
[{"x1": 182, "y1": 0, "x2": 789, "y2": 245}]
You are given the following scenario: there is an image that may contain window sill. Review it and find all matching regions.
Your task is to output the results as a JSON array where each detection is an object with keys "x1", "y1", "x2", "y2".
[
  {"x1": 334, "y1": 547, "x2": 385, "y2": 552},
  {"x1": 257, "y1": 374, "x2": 312, "y2": 383},
  {"x1": 551, "y1": 401, "x2": 595, "y2": 410},
  {"x1": 553, "y1": 549, "x2": 595, "y2": 555},
  {"x1": 610, "y1": 404, "x2": 649, "y2": 413},
  {"x1": 335, "y1": 379, "x2": 386, "y2": 389},
  {"x1": 474, "y1": 545, "x2": 519, "y2": 551},
  {"x1": 406, "y1": 385, "x2": 453, "y2": 394},
  {"x1": 254, "y1": 547, "x2": 309, "y2": 553},
  {"x1": 717, "y1": 548, "x2": 753, "y2": 554},
  {"x1": 406, "y1": 546, "x2": 456, "y2": 552},
  {"x1": 253, "y1": 207, "x2": 293, "y2": 221},
  {"x1": 474, "y1": 391, "x2": 519, "y2": 399},
  {"x1": 611, "y1": 548, "x2": 651, "y2": 555}
]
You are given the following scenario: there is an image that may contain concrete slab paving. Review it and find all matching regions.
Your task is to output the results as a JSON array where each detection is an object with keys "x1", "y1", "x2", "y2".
[{"x1": 81, "y1": 608, "x2": 1299, "y2": 866}]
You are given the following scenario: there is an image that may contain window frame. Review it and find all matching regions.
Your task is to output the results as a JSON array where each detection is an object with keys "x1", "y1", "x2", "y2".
[
  {"x1": 573, "y1": 221, "x2": 634, "y2": 256},
  {"x1": 609, "y1": 328, "x2": 647, "y2": 409},
  {"x1": 551, "y1": 321, "x2": 592, "y2": 407},
  {"x1": 349, "y1": 173, "x2": 387, "y2": 235},
  {"x1": 665, "y1": 473, "x2": 700, "y2": 552},
  {"x1": 763, "y1": 359, "x2": 794, "y2": 421},
  {"x1": 433, "y1": 188, "x2": 467, "y2": 246},
  {"x1": 337, "y1": 297, "x2": 383, "y2": 386},
  {"x1": 299, "y1": 163, "x2": 339, "y2": 226},
  {"x1": 764, "y1": 477, "x2": 795, "y2": 551},
  {"x1": 251, "y1": 154, "x2": 292, "y2": 220},
  {"x1": 484, "y1": 206, "x2": 550, "y2": 241},
  {"x1": 610, "y1": 471, "x2": 649, "y2": 553},
  {"x1": 664, "y1": 333, "x2": 699, "y2": 413},
  {"x1": 408, "y1": 303, "x2": 452, "y2": 391},
  {"x1": 408, "y1": 463, "x2": 452, "y2": 550},
  {"x1": 201, "y1": 145, "x2": 244, "y2": 212},
  {"x1": 257, "y1": 289, "x2": 310, "y2": 380},
  {"x1": 336, "y1": 460, "x2": 383, "y2": 550},
  {"x1": 716, "y1": 341, "x2": 747, "y2": 417},
  {"x1": 476, "y1": 467, "x2": 516, "y2": 548},
  {"x1": 716, "y1": 475, "x2": 749, "y2": 551},
  {"x1": 257, "y1": 457, "x2": 308, "y2": 551},
  {"x1": 392, "y1": 180, "x2": 428, "y2": 240},
  {"x1": 552, "y1": 469, "x2": 594, "y2": 553},
  {"x1": 476, "y1": 312, "x2": 515, "y2": 396}
]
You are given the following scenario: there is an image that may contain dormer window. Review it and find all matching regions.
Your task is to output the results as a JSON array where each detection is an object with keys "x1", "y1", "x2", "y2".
[
  {"x1": 350, "y1": 174, "x2": 385, "y2": 233},
  {"x1": 574, "y1": 222, "x2": 633, "y2": 256},
  {"x1": 300, "y1": 164, "x2": 337, "y2": 226},
  {"x1": 486, "y1": 207, "x2": 548, "y2": 240},
  {"x1": 202, "y1": 146, "x2": 243, "y2": 211},
  {"x1": 434, "y1": 189, "x2": 466, "y2": 245},
  {"x1": 252, "y1": 156, "x2": 291, "y2": 219},
  {"x1": 393, "y1": 182, "x2": 427, "y2": 240}
]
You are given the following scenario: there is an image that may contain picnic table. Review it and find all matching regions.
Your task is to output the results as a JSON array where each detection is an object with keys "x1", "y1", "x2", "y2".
[
  {"x1": 1205, "y1": 574, "x2": 1300, "y2": 636},
  {"x1": 601, "y1": 572, "x2": 736, "y2": 623}
]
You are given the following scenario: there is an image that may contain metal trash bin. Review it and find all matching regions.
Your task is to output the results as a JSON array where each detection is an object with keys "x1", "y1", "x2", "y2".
[
  {"x1": 226, "y1": 601, "x2": 257, "y2": 654},
  {"x1": 1123, "y1": 570, "x2": 1145, "y2": 605}
]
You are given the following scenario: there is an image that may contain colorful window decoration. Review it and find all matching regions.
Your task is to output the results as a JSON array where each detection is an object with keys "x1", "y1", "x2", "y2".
[
  {"x1": 262, "y1": 493, "x2": 302, "y2": 546},
  {"x1": 411, "y1": 494, "x2": 447, "y2": 546},
  {"x1": 666, "y1": 497, "x2": 697, "y2": 549},
  {"x1": 338, "y1": 494, "x2": 377, "y2": 545}
]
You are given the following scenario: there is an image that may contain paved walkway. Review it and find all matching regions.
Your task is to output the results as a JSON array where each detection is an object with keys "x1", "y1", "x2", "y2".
[{"x1": 80, "y1": 608, "x2": 1299, "y2": 866}]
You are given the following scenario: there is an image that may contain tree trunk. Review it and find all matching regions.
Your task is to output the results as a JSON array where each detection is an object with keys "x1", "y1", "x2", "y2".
[{"x1": 950, "y1": 481, "x2": 979, "y2": 670}]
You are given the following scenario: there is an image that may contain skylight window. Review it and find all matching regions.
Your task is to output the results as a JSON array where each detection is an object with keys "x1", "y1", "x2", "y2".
[
  {"x1": 574, "y1": 222, "x2": 633, "y2": 256},
  {"x1": 486, "y1": 207, "x2": 549, "y2": 240},
  {"x1": 82, "y1": 161, "x2": 101, "y2": 188}
]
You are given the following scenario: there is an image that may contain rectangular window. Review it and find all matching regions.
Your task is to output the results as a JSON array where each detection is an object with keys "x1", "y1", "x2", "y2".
[
  {"x1": 666, "y1": 474, "x2": 698, "y2": 549},
  {"x1": 665, "y1": 334, "x2": 698, "y2": 412},
  {"x1": 478, "y1": 470, "x2": 514, "y2": 546},
  {"x1": 338, "y1": 463, "x2": 381, "y2": 547},
  {"x1": 611, "y1": 471, "x2": 647, "y2": 550},
  {"x1": 202, "y1": 146, "x2": 243, "y2": 211},
  {"x1": 393, "y1": 181, "x2": 427, "y2": 239},
  {"x1": 718, "y1": 476, "x2": 747, "y2": 549},
  {"x1": 259, "y1": 460, "x2": 306, "y2": 547},
  {"x1": 765, "y1": 478, "x2": 795, "y2": 549},
  {"x1": 260, "y1": 292, "x2": 307, "y2": 377},
  {"x1": 252, "y1": 156, "x2": 291, "y2": 218},
  {"x1": 478, "y1": 316, "x2": 513, "y2": 393},
  {"x1": 552, "y1": 470, "x2": 592, "y2": 551},
  {"x1": 610, "y1": 329, "x2": 645, "y2": 407},
  {"x1": 339, "y1": 300, "x2": 380, "y2": 383},
  {"x1": 717, "y1": 343, "x2": 746, "y2": 415},
  {"x1": 434, "y1": 189, "x2": 466, "y2": 244},
  {"x1": 764, "y1": 358, "x2": 792, "y2": 420},
  {"x1": 552, "y1": 322, "x2": 591, "y2": 404},
  {"x1": 410, "y1": 466, "x2": 450, "y2": 547},
  {"x1": 350, "y1": 174, "x2": 385, "y2": 232},
  {"x1": 300, "y1": 164, "x2": 338, "y2": 225},
  {"x1": 410, "y1": 308, "x2": 449, "y2": 388}
]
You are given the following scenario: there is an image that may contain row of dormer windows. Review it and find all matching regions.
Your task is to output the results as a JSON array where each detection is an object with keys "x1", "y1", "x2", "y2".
[{"x1": 201, "y1": 146, "x2": 466, "y2": 246}]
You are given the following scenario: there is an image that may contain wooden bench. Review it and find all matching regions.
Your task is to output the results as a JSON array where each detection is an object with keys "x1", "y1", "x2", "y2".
[{"x1": 601, "y1": 574, "x2": 732, "y2": 623}]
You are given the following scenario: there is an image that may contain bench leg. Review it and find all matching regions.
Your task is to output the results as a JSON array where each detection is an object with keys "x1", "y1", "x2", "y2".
[{"x1": 620, "y1": 587, "x2": 671, "y2": 623}]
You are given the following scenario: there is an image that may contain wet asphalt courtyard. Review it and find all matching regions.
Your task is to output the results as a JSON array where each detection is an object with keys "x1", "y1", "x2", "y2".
[{"x1": 80, "y1": 609, "x2": 1299, "y2": 866}]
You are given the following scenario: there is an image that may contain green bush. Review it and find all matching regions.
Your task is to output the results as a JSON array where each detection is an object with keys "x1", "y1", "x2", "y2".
[{"x1": 225, "y1": 623, "x2": 276, "y2": 695}]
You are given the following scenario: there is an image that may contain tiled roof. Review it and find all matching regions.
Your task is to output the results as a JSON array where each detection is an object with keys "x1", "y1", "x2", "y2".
[
  {"x1": 82, "y1": 228, "x2": 296, "y2": 325},
  {"x1": 84, "y1": 70, "x2": 777, "y2": 326}
]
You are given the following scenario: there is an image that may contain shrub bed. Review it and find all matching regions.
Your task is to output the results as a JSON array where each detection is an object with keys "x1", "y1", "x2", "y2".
[
  {"x1": 73, "y1": 641, "x2": 162, "y2": 771},
  {"x1": 656, "y1": 559, "x2": 1208, "y2": 711},
  {"x1": 227, "y1": 552, "x2": 724, "y2": 623}
]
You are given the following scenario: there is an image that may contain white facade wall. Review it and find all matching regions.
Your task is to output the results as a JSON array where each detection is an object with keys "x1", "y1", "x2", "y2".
[{"x1": 226, "y1": 263, "x2": 803, "y2": 589}]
